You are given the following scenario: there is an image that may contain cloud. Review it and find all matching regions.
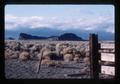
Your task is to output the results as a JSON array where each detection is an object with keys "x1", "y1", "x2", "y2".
[
  {"x1": 5, "y1": 14, "x2": 114, "y2": 33},
  {"x1": 106, "y1": 25, "x2": 114, "y2": 33}
]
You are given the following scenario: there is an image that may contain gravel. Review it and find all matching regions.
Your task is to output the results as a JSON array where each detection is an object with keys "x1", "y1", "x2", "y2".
[{"x1": 5, "y1": 59, "x2": 91, "y2": 79}]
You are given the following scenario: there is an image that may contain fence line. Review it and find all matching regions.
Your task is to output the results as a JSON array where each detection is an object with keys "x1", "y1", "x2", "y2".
[{"x1": 89, "y1": 34, "x2": 115, "y2": 79}]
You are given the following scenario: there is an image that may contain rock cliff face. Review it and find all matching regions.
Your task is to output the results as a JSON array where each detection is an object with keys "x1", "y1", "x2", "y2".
[{"x1": 19, "y1": 32, "x2": 84, "y2": 41}]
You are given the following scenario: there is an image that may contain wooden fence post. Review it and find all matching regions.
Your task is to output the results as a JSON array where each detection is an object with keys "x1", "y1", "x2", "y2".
[
  {"x1": 89, "y1": 34, "x2": 99, "y2": 79},
  {"x1": 98, "y1": 43, "x2": 101, "y2": 73}
]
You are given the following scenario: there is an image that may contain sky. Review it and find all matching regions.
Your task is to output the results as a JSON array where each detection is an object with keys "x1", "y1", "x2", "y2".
[{"x1": 5, "y1": 5, "x2": 114, "y2": 40}]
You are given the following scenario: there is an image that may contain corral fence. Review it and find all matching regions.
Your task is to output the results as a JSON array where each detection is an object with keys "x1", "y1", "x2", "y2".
[
  {"x1": 36, "y1": 34, "x2": 115, "y2": 79},
  {"x1": 89, "y1": 34, "x2": 115, "y2": 79}
]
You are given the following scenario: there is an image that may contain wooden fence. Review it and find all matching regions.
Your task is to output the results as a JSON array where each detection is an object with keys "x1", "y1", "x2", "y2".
[{"x1": 89, "y1": 34, "x2": 115, "y2": 79}]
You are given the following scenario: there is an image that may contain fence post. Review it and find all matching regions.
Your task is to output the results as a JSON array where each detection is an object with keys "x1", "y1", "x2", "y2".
[
  {"x1": 89, "y1": 34, "x2": 99, "y2": 79},
  {"x1": 98, "y1": 43, "x2": 101, "y2": 73}
]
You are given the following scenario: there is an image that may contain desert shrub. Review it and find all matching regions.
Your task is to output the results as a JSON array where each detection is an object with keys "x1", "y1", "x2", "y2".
[
  {"x1": 39, "y1": 46, "x2": 57, "y2": 60},
  {"x1": 37, "y1": 53, "x2": 42, "y2": 60},
  {"x1": 41, "y1": 43, "x2": 45, "y2": 48},
  {"x1": 29, "y1": 44, "x2": 42, "y2": 59},
  {"x1": 49, "y1": 51, "x2": 60, "y2": 60},
  {"x1": 41, "y1": 59, "x2": 56, "y2": 67},
  {"x1": 54, "y1": 61, "x2": 63, "y2": 67},
  {"x1": 20, "y1": 45, "x2": 29, "y2": 52},
  {"x1": 68, "y1": 43, "x2": 73, "y2": 48},
  {"x1": 30, "y1": 44, "x2": 40, "y2": 52},
  {"x1": 42, "y1": 50, "x2": 53, "y2": 57},
  {"x1": 5, "y1": 41, "x2": 9, "y2": 49},
  {"x1": 27, "y1": 43, "x2": 34, "y2": 48},
  {"x1": 43, "y1": 50, "x2": 60, "y2": 60},
  {"x1": 47, "y1": 60, "x2": 56, "y2": 67},
  {"x1": 24, "y1": 43, "x2": 37, "y2": 50},
  {"x1": 48, "y1": 43, "x2": 56, "y2": 51},
  {"x1": 30, "y1": 46, "x2": 36, "y2": 52},
  {"x1": 45, "y1": 43, "x2": 53, "y2": 50},
  {"x1": 74, "y1": 44, "x2": 77, "y2": 48},
  {"x1": 19, "y1": 51, "x2": 30, "y2": 61},
  {"x1": 5, "y1": 49, "x2": 13, "y2": 59},
  {"x1": 41, "y1": 59, "x2": 63, "y2": 67},
  {"x1": 85, "y1": 51, "x2": 89, "y2": 57},
  {"x1": 5, "y1": 49, "x2": 19, "y2": 59},
  {"x1": 63, "y1": 54, "x2": 73, "y2": 62},
  {"x1": 67, "y1": 48, "x2": 74, "y2": 54},
  {"x1": 49, "y1": 43, "x2": 56, "y2": 46},
  {"x1": 13, "y1": 42, "x2": 21, "y2": 51},
  {"x1": 44, "y1": 56, "x2": 51, "y2": 60},
  {"x1": 56, "y1": 43, "x2": 71, "y2": 56},
  {"x1": 62, "y1": 47, "x2": 73, "y2": 55},
  {"x1": 32, "y1": 51, "x2": 39, "y2": 59},
  {"x1": 41, "y1": 59, "x2": 51, "y2": 65},
  {"x1": 35, "y1": 44, "x2": 42, "y2": 51},
  {"x1": 55, "y1": 43, "x2": 62, "y2": 57},
  {"x1": 38, "y1": 52, "x2": 51, "y2": 60},
  {"x1": 24, "y1": 44, "x2": 29, "y2": 48},
  {"x1": 76, "y1": 46, "x2": 80, "y2": 51},
  {"x1": 39, "y1": 46, "x2": 47, "y2": 57},
  {"x1": 62, "y1": 43, "x2": 69, "y2": 47},
  {"x1": 59, "y1": 51, "x2": 64, "y2": 56},
  {"x1": 6, "y1": 41, "x2": 21, "y2": 51},
  {"x1": 10, "y1": 51, "x2": 19, "y2": 59},
  {"x1": 5, "y1": 50, "x2": 19, "y2": 59},
  {"x1": 62, "y1": 48, "x2": 67, "y2": 55},
  {"x1": 76, "y1": 43, "x2": 84, "y2": 51},
  {"x1": 74, "y1": 53, "x2": 81, "y2": 58},
  {"x1": 61, "y1": 45, "x2": 67, "y2": 51},
  {"x1": 79, "y1": 47, "x2": 86, "y2": 57},
  {"x1": 73, "y1": 57, "x2": 80, "y2": 63},
  {"x1": 83, "y1": 56, "x2": 90, "y2": 65},
  {"x1": 72, "y1": 48, "x2": 77, "y2": 54},
  {"x1": 48, "y1": 45, "x2": 55, "y2": 51}
]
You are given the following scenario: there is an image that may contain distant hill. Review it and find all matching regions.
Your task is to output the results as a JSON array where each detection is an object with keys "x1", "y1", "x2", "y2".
[
  {"x1": 59, "y1": 33, "x2": 83, "y2": 41},
  {"x1": 19, "y1": 32, "x2": 84, "y2": 41},
  {"x1": 19, "y1": 33, "x2": 47, "y2": 40},
  {"x1": 6, "y1": 37, "x2": 15, "y2": 40},
  {"x1": 5, "y1": 27, "x2": 114, "y2": 41}
]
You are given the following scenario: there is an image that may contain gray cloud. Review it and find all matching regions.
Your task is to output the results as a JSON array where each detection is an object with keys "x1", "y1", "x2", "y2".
[{"x1": 5, "y1": 14, "x2": 114, "y2": 33}]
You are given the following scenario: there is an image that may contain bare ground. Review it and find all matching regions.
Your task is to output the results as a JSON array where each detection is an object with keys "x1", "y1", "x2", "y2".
[{"x1": 5, "y1": 58, "x2": 91, "y2": 79}]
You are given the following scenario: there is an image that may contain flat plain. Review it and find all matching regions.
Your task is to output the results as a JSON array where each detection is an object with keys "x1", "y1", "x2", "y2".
[{"x1": 5, "y1": 40, "x2": 114, "y2": 79}]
